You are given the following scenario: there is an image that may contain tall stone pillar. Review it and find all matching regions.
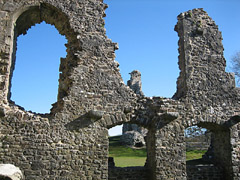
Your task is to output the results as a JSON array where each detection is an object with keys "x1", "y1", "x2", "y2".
[{"x1": 121, "y1": 70, "x2": 147, "y2": 147}]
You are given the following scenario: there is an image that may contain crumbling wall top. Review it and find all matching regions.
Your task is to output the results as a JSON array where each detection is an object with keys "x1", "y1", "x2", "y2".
[{"x1": 173, "y1": 8, "x2": 240, "y2": 121}]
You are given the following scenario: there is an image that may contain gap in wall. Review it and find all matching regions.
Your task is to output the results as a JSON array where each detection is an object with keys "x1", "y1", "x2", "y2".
[
  {"x1": 10, "y1": 21, "x2": 67, "y2": 113},
  {"x1": 108, "y1": 126, "x2": 147, "y2": 167},
  {"x1": 185, "y1": 125, "x2": 211, "y2": 164}
]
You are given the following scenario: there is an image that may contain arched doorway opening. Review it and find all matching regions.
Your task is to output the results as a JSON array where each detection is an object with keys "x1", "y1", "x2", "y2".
[
  {"x1": 108, "y1": 125, "x2": 147, "y2": 167},
  {"x1": 185, "y1": 122, "x2": 232, "y2": 180},
  {"x1": 107, "y1": 122, "x2": 149, "y2": 180},
  {"x1": 185, "y1": 126, "x2": 210, "y2": 162}
]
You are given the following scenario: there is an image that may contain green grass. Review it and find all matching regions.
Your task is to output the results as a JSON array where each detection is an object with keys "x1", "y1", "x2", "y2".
[
  {"x1": 109, "y1": 135, "x2": 207, "y2": 167},
  {"x1": 109, "y1": 136, "x2": 147, "y2": 167},
  {"x1": 186, "y1": 150, "x2": 207, "y2": 161},
  {"x1": 109, "y1": 136, "x2": 147, "y2": 157},
  {"x1": 111, "y1": 157, "x2": 146, "y2": 167}
]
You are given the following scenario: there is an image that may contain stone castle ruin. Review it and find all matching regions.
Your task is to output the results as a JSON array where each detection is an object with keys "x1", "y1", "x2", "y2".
[
  {"x1": 121, "y1": 70, "x2": 148, "y2": 147},
  {"x1": 0, "y1": 0, "x2": 239, "y2": 180}
]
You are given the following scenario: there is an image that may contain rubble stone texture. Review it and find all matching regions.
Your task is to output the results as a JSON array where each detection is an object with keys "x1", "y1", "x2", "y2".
[
  {"x1": 127, "y1": 70, "x2": 144, "y2": 97},
  {"x1": 0, "y1": 1, "x2": 239, "y2": 180},
  {"x1": 120, "y1": 130, "x2": 146, "y2": 147},
  {"x1": 122, "y1": 70, "x2": 148, "y2": 147}
]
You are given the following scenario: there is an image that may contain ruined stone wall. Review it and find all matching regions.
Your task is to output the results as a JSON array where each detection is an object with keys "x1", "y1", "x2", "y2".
[
  {"x1": 0, "y1": 2, "x2": 239, "y2": 180},
  {"x1": 173, "y1": 8, "x2": 240, "y2": 179},
  {"x1": 122, "y1": 70, "x2": 147, "y2": 147},
  {"x1": 0, "y1": 0, "x2": 138, "y2": 179},
  {"x1": 131, "y1": 97, "x2": 186, "y2": 180},
  {"x1": 108, "y1": 167, "x2": 148, "y2": 180},
  {"x1": 187, "y1": 165, "x2": 224, "y2": 180},
  {"x1": 186, "y1": 141, "x2": 210, "y2": 151},
  {"x1": 174, "y1": 8, "x2": 240, "y2": 120},
  {"x1": 186, "y1": 133, "x2": 211, "y2": 151}
]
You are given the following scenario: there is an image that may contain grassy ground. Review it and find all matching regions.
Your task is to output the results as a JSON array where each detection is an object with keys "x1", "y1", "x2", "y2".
[
  {"x1": 186, "y1": 150, "x2": 207, "y2": 161},
  {"x1": 111, "y1": 157, "x2": 146, "y2": 167},
  {"x1": 109, "y1": 135, "x2": 206, "y2": 167},
  {"x1": 109, "y1": 136, "x2": 147, "y2": 167}
]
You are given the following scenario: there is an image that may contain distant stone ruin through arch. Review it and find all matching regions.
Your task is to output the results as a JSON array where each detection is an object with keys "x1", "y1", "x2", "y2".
[
  {"x1": 108, "y1": 125, "x2": 147, "y2": 168},
  {"x1": 107, "y1": 121, "x2": 149, "y2": 179}
]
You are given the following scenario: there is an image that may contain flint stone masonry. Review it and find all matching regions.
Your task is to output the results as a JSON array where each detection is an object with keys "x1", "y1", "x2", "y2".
[
  {"x1": 186, "y1": 141, "x2": 210, "y2": 151},
  {"x1": 127, "y1": 70, "x2": 144, "y2": 97},
  {"x1": 120, "y1": 131, "x2": 146, "y2": 147},
  {"x1": 186, "y1": 133, "x2": 211, "y2": 151},
  {"x1": 108, "y1": 167, "x2": 148, "y2": 180},
  {"x1": 186, "y1": 164, "x2": 224, "y2": 180},
  {"x1": 123, "y1": 123, "x2": 147, "y2": 137},
  {"x1": 122, "y1": 70, "x2": 148, "y2": 147},
  {"x1": 0, "y1": 1, "x2": 239, "y2": 180}
]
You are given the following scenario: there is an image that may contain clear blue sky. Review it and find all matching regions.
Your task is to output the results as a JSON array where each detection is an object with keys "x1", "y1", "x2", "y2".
[
  {"x1": 11, "y1": 22, "x2": 67, "y2": 113},
  {"x1": 10, "y1": 0, "x2": 240, "y2": 135}
]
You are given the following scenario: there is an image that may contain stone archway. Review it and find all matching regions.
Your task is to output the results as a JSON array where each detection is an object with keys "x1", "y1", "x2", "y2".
[
  {"x1": 185, "y1": 122, "x2": 233, "y2": 180},
  {"x1": 107, "y1": 123, "x2": 150, "y2": 180},
  {"x1": 104, "y1": 113, "x2": 153, "y2": 180}
]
